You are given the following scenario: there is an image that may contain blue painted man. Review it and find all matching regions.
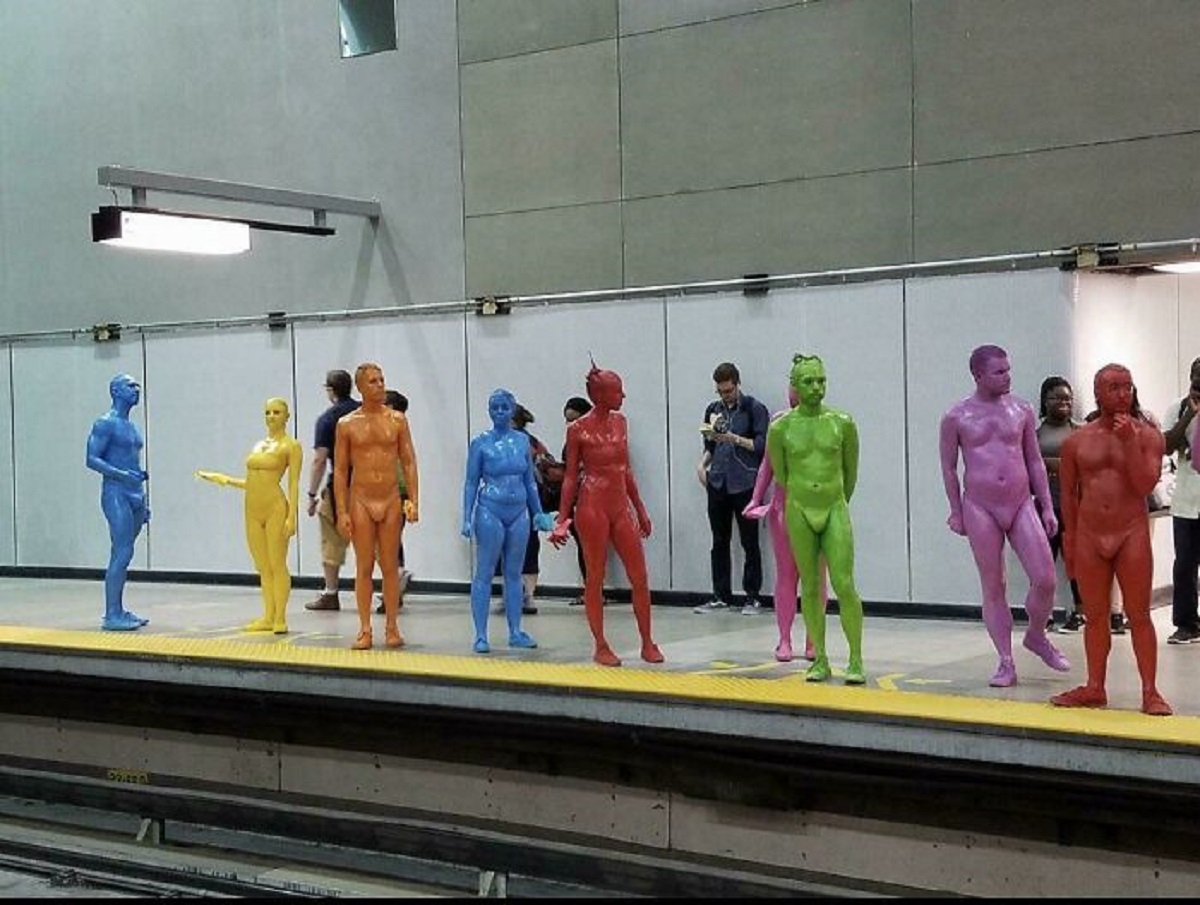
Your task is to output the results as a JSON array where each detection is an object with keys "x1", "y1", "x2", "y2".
[{"x1": 85, "y1": 373, "x2": 151, "y2": 631}]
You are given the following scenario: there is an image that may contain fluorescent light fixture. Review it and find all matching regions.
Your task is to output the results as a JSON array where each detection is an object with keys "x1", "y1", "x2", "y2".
[
  {"x1": 92, "y1": 206, "x2": 250, "y2": 255},
  {"x1": 93, "y1": 166, "x2": 381, "y2": 256},
  {"x1": 1151, "y1": 261, "x2": 1200, "y2": 274}
]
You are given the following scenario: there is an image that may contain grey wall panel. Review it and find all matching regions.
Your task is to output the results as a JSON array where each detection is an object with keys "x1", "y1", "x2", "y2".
[
  {"x1": 619, "y1": 0, "x2": 798, "y2": 34},
  {"x1": 142, "y1": 329, "x2": 296, "y2": 574},
  {"x1": 905, "y1": 270, "x2": 1074, "y2": 607},
  {"x1": 914, "y1": 134, "x2": 1200, "y2": 262},
  {"x1": 620, "y1": 1, "x2": 911, "y2": 197},
  {"x1": 914, "y1": 0, "x2": 1200, "y2": 164},
  {"x1": 664, "y1": 283, "x2": 908, "y2": 603},
  {"x1": 13, "y1": 340, "x2": 148, "y2": 570},
  {"x1": 462, "y1": 41, "x2": 619, "y2": 216},
  {"x1": 624, "y1": 169, "x2": 912, "y2": 287},
  {"x1": 0, "y1": 347, "x2": 12, "y2": 565},
  {"x1": 466, "y1": 298, "x2": 669, "y2": 601},
  {"x1": 459, "y1": 0, "x2": 617, "y2": 62},
  {"x1": 291, "y1": 315, "x2": 471, "y2": 586},
  {"x1": 465, "y1": 203, "x2": 623, "y2": 297},
  {"x1": 0, "y1": 0, "x2": 464, "y2": 334}
]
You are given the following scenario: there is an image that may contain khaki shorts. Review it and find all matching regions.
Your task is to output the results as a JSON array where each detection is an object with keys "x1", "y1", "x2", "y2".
[{"x1": 316, "y1": 487, "x2": 350, "y2": 567}]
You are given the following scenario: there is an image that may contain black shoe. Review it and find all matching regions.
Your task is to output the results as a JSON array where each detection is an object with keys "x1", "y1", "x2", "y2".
[
  {"x1": 522, "y1": 604, "x2": 538, "y2": 615},
  {"x1": 1110, "y1": 613, "x2": 1127, "y2": 635},
  {"x1": 305, "y1": 593, "x2": 340, "y2": 611},
  {"x1": 1167, "y1": 626, "x2": 1200, "y2": 644},
  {"x1": 1061, "y1": 612, "x2": 1085, "y2": 633}
]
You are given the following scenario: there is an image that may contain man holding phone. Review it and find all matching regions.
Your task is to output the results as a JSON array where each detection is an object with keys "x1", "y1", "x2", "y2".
[{"x1": 1162, "y1": 356, "x2": 1200, "y2": 644}]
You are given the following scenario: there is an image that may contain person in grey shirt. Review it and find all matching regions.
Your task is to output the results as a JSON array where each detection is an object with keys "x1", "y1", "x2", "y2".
[{"x1": 694, "y1": 362, "x2": 770, "y2": 615}]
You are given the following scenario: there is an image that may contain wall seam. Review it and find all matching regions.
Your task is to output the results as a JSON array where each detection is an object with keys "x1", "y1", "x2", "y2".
[
  {"x1": 908, "y1": 0, "x2": 917, "y2": 263},
  {"x1": 455, "y1": 0, "x2": 471, "y2": 296},
  {"x1": 141, "y1": 333, "x2": 152, "y2": 569},
  {"x1": 615, "y1": 3, "x2": 625, "y2": 289},
  {"x1": 7, "y1": 344, "x2": 15, "y2": 564}
]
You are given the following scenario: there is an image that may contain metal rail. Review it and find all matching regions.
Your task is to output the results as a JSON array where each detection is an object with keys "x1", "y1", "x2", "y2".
[{"x1": 7, "y1": 236, "x2": 1199, "y2": 346}]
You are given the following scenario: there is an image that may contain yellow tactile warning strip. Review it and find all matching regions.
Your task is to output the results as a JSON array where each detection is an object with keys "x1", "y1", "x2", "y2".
[{"x1": 3, "y1": 625, "x2": 1199, "y2": 748}]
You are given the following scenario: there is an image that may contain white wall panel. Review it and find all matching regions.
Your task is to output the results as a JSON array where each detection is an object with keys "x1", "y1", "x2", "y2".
[
  {"x1": 14, "y1": 340, "x2": 147, "y2": 569},
  {"x1": 0, "y1": 346, "x2": 13, "y2": 565},
  {"x1": 143, "y1": 328, "x2": 295, "y2": 573},
  {"x1": 1177, "y1": 274, "x2": 1200, "y2": 390},
  {"x1": 906, "y1": 270, "x2": 1075, "y2": 607},
  {"x1": 1073, "y1": 272, "x2": 1177, "y2": 420},
  {"x1": 664, "y1": 289, "x2": 806, "y2": 595},
  {"x1": 467, "y1": 299, "x2": 669, "y2": 593},
  {"x1": 292, "y1": 315, "x2": 470, "y2": 584}
]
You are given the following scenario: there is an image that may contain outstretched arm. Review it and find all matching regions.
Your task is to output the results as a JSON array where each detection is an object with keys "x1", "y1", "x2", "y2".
[
  {"x1": 938, "y1": 412, "x2": 966, "y2": 535},
  {"x1": 194, "y1": 470, "x2": 246, "y2": 490}
]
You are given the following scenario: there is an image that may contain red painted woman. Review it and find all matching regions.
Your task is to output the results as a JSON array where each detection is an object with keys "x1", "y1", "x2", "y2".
[{"x1": 549, "y1": 363, "x2": 663, "y2": 667}]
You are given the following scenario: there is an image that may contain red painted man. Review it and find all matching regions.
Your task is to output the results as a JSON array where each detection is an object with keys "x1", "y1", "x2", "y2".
[{"x1": 1051, "y1": 364, "x2": 1172, "y2": 716}]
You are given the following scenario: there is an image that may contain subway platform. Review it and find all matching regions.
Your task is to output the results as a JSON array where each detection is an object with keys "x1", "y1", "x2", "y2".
[{"x1": 0, "y1": 575, "x2": 1197, "y2": 896}]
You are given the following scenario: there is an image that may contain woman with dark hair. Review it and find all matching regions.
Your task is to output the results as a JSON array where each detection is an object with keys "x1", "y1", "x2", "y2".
[{"x1": 1037, "y1": 376, "x2": 1085, "y2": 632}]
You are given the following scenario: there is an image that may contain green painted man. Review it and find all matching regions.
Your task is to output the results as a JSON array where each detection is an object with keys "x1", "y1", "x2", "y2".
[{"x1": 765, "y1": 354, "x2": 865, "y2": 684}]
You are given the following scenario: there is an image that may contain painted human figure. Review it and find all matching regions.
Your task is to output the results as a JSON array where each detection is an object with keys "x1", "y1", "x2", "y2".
[
  {"x1": 1050, "y1": 365, "x2": 1172, "y2": 716},
  {"x1": 334, "y1": 362, "x2": 419, "y2": 650},
  {"x1": 743, "y1": 385, "x2": 828, "y2": 662},
  {"x1": 939, "y1": 345, "x2": 1070, "y2": 687},
  {"x1": 548, "y1": 364, "x2": 663, "y2": 667},
  {"x1": 765, "y1": 355, "x2": 864, "y2": 684},
  {"x1": 462, "y1": 389, "x2": 555, "y2": 653},
  {"x1": 85, "y1": 373, "x2": 150, "y2": 631},
  {"x1": 196, "y1": 397, "x2": 303, "y2": 634}
]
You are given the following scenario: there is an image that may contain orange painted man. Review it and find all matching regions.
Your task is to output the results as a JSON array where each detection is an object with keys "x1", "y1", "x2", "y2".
[
  {"x1": 334, "y1": 363, "x2": 418, "y2": 650},
  {"x1": 1051, "y1": 364, "x2": 1172, "y2": 716}
]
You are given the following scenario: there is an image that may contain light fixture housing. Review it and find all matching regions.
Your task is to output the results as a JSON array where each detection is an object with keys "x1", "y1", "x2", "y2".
[
  {"x1": 92, "y1": 166, "x2": 380, "y2": 256},
  {"x1": 91, "y1": 205, "x2": 335, "y2": 255}
]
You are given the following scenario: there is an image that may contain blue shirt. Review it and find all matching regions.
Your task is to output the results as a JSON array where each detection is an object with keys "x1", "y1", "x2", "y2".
[
  {"x1": 314, "y1": 397, "x2": 361, "y2": 487},
  {"x1": 702, "y1": 392, "x2": 769, "y2": 494}
]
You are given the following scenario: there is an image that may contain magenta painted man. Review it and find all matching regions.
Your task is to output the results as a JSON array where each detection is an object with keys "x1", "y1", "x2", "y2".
[{"x1": 939, "y1": 345, "x2": 1070, "y2": 687}]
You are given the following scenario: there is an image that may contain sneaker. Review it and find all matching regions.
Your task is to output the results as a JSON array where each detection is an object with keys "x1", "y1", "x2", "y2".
[
  {"x1": 692, "y1": 599, "x2": 730, "y2": 614},
  {"x1": 304, "y1": 592, "x2": 340, "y2": 611},
  {"x1": 522, "y1": 596, "x2": 538, "y2": 615},
  {"x1": 741, "y1": 599, "x2": 765, "y2": 616},
  {"x1": 1167, "y1": 626, "x2": 1200, "y2": 644},
  {"x1": 1110, "y1": 613, "x2": 1127, "y2": 635},
  {"x1": 1061, "y1": 612, "x2": 1085, "y2": 633},
  {"x1": 399, "y1": 569, "x2": 412, "y2": 595}
]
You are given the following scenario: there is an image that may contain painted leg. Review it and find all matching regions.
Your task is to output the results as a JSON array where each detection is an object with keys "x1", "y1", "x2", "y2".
[
  {"x1": 1009, "y1": 503, "x2": 1068, "y2": 672},
  {"x1": 962, "y1": 498, "x2": 1016, "y2": 686},
  {"x1": 577, "y1": 505, "x2": 618, "y2": 666},
  {"x1": 768, "y1": 510, "x2": 796, "y2": 662},
  {"x1": 824, "y1": 504, "x2": 864, "y2": 685}
]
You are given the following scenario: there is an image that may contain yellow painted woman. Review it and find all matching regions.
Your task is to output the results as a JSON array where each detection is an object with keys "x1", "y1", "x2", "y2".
[{"x1": 196, "y1": 398, "x2": 303, "y2": 633}]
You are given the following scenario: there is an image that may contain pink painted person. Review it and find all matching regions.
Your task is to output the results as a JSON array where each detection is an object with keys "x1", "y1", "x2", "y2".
[{"x1": 939, "y1": 345, "x2": 1070, "y2": 687}]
